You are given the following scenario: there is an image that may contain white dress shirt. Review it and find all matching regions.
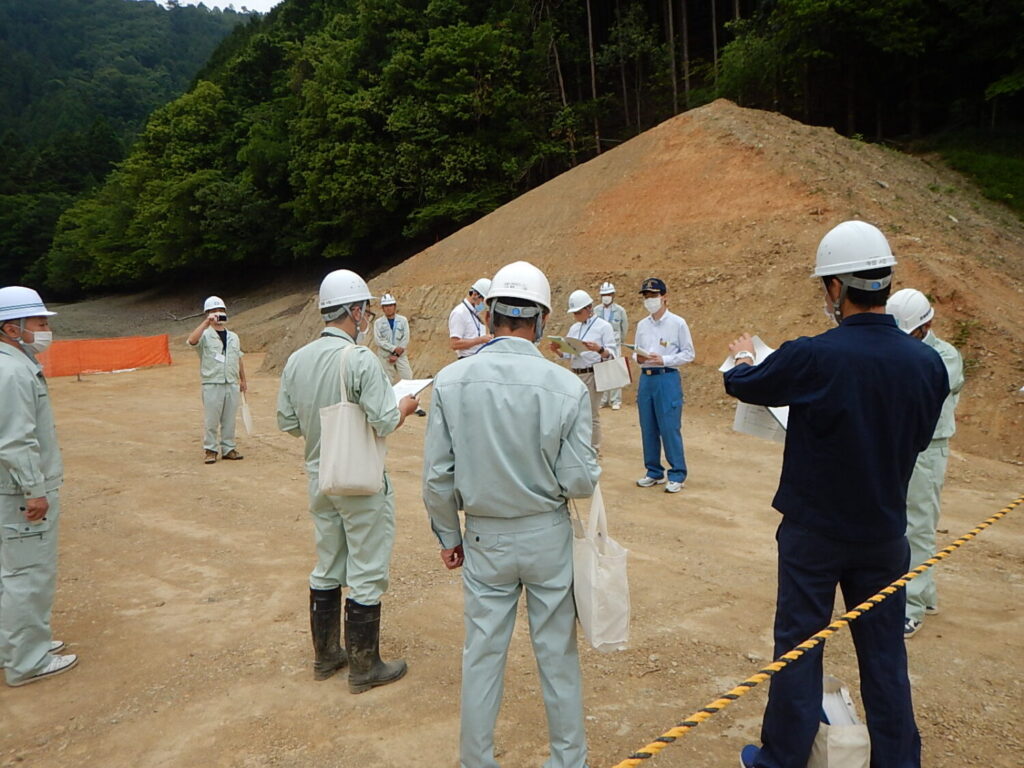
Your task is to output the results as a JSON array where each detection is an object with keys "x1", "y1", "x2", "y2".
[
  {"x1": 566, "y1": 315, "x2": 617, "y2": 369},
  {"x1": 448, "y1": 299, "x2": 486, "y2": 358},
  {"x1": 634, "y1": 309, "x2": 695, "y2": 368}
]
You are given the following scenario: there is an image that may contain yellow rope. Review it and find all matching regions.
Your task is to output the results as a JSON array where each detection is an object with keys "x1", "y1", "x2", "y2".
[{"x1": 610, "y1": 493, "x2": 1024, "y2": 768}]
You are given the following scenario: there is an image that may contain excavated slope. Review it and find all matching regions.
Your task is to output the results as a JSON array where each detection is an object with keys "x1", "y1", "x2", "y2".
[{"x1": 263, "y1": 99, "x2": 1024, "y2": 462}]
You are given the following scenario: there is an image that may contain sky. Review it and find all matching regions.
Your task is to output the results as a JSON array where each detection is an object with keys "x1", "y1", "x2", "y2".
[{"x1": 165, "y1": 0, "x2": 285, "y2": 13}]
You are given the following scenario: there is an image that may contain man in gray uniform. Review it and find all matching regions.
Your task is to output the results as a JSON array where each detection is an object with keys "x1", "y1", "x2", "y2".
[
  {"x1": 887, "y1": 288, "x2": 964, "y2": 638},
  {"x1": 597, "y1": 281, "x2": 629, "y2": 410},
  {"x1": 423, "y1": 261, "x2": 600, "y2": 768},
  {"x1": 186, "y1": 295, "x2": 247, "y2": 464},
  {"x1": 373, "y1": 292, "x2": 426, "y2": 416},
  {"x1": 0, "y1": 286, "x2": 78, "y2": 686},
  {"x1": 277, "y1": 269, "x2": 419, "y2": 691}
]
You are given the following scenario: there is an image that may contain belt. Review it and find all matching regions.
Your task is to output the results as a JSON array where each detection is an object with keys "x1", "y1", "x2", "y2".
[
  {"x1": 641, "y1": 367, "x2": 675, "y2": 376},
  {"x1": 573, "y1": 367, "x2": 594, "y2": 375}
]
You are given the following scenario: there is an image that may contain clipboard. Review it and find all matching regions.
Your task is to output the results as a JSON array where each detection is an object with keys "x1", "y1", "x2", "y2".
[{"x1": 547, "y1": 335, "x2": 589, "y2": 355}]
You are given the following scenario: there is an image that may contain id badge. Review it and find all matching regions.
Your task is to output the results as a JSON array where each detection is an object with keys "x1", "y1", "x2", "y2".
[{"x1": 214, "y1": 353, "x2": 226, "y2": 363}]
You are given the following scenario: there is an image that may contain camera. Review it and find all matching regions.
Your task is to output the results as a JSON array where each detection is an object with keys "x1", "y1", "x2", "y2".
[{"x1": 214, "y1": 313, "x2": 227, "y2": 322}]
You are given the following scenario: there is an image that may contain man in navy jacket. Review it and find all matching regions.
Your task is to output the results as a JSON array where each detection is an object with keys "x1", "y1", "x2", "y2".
[{"x1": 726, "y1": 221, "x2": 949, "y2": 768}]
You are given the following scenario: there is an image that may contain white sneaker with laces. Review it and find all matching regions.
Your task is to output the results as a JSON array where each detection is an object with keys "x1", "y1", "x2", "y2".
[
  {"x1": 1, "y1": 640, "x2": 64, "y2": 668},
  {"x1": 611, "y1": 403, "x2": 621, "y2": 410},
  {"x1": 903, "y1": 617, "x2": 923, "y2": 639},
  {"x1": 7, "y1": 653, "x2": 78, "y2": 687},
  {"x1": 665, "y1": 481, "x2": 684, "y2": 493},
  {"x1": 636, "y1": 476, "x2": 666, "y2": 488}
]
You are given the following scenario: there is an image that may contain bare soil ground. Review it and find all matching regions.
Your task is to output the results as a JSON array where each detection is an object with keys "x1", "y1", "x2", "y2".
[
  {"x1": 1, "y1": 353, "x2": 1021, "y2": 768},
  {"x1": 5, "y1": 100, "x2": 1023, "y2": 767}
]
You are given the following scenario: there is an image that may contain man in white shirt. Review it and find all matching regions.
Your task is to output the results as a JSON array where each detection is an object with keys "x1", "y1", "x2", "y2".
[
  {"x1": 448, "y1": 279, "x2": 493, "y2": 359},
  {"x1": 633, "y1": 277, "x2": 695, "y2": 493},
  {"x1": 596, "y1": 282, "x2": 629, "y2": 410},
  {"x1": 549, "y1": 289, "x2": 617, "y2": 452}
]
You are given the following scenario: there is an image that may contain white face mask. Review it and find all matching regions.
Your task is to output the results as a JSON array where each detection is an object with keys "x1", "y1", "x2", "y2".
[
  {"x1": 23, "y1": 330, "x2": 53, "y2": 354},
  {"x1": 644, "y1": 297, "x2": 663, "y2": 314},
  {"x1": 601, "y1": 295, "x2": 613, "y2": 306}
]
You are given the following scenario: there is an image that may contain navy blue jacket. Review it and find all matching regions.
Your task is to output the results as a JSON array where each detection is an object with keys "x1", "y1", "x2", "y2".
[{"x1": 723, "y1": 313, "x2": 949, "y2": 543}]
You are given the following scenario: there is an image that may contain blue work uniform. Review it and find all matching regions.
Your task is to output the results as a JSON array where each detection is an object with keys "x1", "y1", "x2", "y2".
[
  {"x1": 423, "y1": 336, "x2": 600, "y2": 768},
  {"x1": 723, "y1": 312, "x2": 948, "y2": 768}
]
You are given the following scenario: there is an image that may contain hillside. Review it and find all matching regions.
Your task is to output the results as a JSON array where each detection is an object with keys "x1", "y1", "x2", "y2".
[{"x1": 260, "y1": 100, "x2": 1024, "y2": 463}]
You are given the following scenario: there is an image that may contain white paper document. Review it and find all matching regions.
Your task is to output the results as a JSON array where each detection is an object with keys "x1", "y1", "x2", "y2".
[
  {"x1": 720, "y1": 335, "x2": 789, "y2": 442},
  {"x1": 393, "y1": 378, "x2": 433, "y2": 401}
]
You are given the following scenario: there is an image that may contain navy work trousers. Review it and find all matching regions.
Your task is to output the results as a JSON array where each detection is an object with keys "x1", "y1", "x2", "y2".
[{"x1": 757, "y1": 519, "x2": 921, "y2": 768}]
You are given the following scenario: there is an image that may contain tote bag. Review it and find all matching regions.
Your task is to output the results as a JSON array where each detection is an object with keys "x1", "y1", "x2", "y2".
[
  {"x1": 318, "y1": 345, "x2": 386, "y2": 496},
  {"x1": 808, "y1": 676, "x2": 870, "y2": 768},
  {"x1": 593, "y1": 356, "x2": 631, "y2": 392},
  {"x1": 572, "y1": 483, "x2": 630, "y2": 651},
  {"x1": 240, "y1": 392, "x2": 254, "y2": 436}
]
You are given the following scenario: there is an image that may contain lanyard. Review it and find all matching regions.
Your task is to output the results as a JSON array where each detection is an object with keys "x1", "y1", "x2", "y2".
[
  {"x1": 576, "y1": 317, "x2": 597, "y2": 341},
  {"x1": 463, "y1": 300, "x2": 483, "y2": 335}
]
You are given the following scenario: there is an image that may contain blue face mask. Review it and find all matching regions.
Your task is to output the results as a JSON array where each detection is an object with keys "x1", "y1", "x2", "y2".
[{"x1": 474, "y1": 302, "x2": 486, "y2": 313}]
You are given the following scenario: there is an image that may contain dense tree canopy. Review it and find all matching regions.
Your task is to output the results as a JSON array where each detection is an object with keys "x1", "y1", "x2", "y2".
[
  {"x1": 4, "y1": 0, "x2": 1021, "y2": 294},
  {"x1": 0, "y1": 0, "x2": 249, "y2": 285}
]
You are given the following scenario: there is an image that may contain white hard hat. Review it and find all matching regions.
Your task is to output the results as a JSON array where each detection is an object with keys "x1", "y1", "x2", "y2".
[
  {"x1": 0, "y1": 286, "x2": 57, "y2": 323},
  {"x1": 599, "y1": 281, "x2": 616, "y2": 295},
  {"x1": 203, "y1": 295, "x2": 227, "y2": 312},
  {"x1": 486, "y1": 261, "x2": 551, "y2": 312},
  {"x1": 814, "y1": 221, "x2": 897, "y2": 278},
  {"x1": 471, "y1": 278, "x2": 492, "y2": 297},
  {"x1": 319, "y1": 269, "x2": 372, "y2": 310},
  {"x1": 887, "y1": 288, "x2": 934, "y2": 333},
  {"x1": 567, "y1": 289, "x2": 593, "y2": 313},
  {"x1": 380, "y1": 293, "x2": 397, "y2": 306}
]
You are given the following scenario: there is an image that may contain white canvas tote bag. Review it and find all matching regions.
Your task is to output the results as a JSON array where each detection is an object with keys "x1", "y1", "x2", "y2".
[
  {"x1": 808, "y1": 676, "x2": 870, "y2": 768},
  {"x1": 240, "y1": 392, "x2": 254, "y2": 436},
  {"x1": 572, "y1": 483, "x2": 630, "y2": 651},
  {"x1": 318, "y1": 344, "x2": 386, "y2": 496},
  {"x1": 593, "y1": 355, "x2": 631, "y2": 392}
]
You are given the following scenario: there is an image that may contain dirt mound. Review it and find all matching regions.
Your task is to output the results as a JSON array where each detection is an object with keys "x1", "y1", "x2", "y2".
[{"x1": 262, "y1": 99, "x2": 1024, "y2": 463}]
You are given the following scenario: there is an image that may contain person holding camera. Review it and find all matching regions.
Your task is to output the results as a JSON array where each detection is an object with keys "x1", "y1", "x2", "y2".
[{"x1": 186, "y1": 295, "x2": 247, "y2": 464}]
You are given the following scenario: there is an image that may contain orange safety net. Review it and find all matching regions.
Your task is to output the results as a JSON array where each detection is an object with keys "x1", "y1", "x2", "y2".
[{"x1": 37, "y1": 334, "x2": 172, "y2": 378}]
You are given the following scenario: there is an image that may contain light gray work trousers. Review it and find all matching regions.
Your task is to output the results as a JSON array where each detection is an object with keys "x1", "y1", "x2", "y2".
[
  {"x1": 307, "y1": 472, "x2": 395, "y2": 605},
  {"x1": 378, "y1": 352, "x2": 414, "y2": 383},
  {"x1": 0, "y1": 491, "x2": 61, "y2": 685},
  {"x1": 906, "y1": 439, "x2": 949, "y2": 622},
  {"x1": 575, "y1": 370, "x2": 601, "y2": 452},
  {"x1": 460, "y1": 509, "x2": 587, "y2": 768},
  {"x1": 202, "y1": 382, "x2": 239, "y2": 454}
]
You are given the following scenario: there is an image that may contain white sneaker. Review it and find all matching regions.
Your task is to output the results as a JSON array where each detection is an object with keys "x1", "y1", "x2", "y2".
[
  {"x1": 665, "y1": 481, "x2": 685, "y2": 493},
  {"x1": 7, "y1": 654, "x2": 78, "y2": 687},
  {"x1": 636, "y1": 476, "x2": 666, "y2": 488},
  {"x1": 925, "y1": 605, "x2": 940, "y2": 616},
  {"x1": 1, "y1": 640, "x2": 64, "y2": 668},
  {"x1": 611, "y1": 403, "x2": 621, "y2": 410}
]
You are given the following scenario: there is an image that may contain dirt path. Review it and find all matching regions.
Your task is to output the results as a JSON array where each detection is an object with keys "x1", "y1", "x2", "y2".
[{"x1": 2, "y1": 354, "x2": 1022, "y2": 767}]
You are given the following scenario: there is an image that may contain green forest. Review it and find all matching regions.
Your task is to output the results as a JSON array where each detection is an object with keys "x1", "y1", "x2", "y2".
[
  {"x1": 3, "y1": 0, "x2": 1023, "y2": 296},
  {"x1": 0, "y1": 0, "x2": 249, "y2": 286}
]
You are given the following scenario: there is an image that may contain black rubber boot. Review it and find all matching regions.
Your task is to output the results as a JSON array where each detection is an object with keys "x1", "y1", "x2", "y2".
[
  {"x1": 344, "y1": 598, "x2": 407, "y2": 694},
  {"x1": 310, "y1": 587, "x2": 347, "y2": 681}
]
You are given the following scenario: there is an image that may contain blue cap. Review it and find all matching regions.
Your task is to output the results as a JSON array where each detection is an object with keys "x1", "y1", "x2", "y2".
[{"x1": 639, "y1": 277, "x2": 667, "y2": 295}]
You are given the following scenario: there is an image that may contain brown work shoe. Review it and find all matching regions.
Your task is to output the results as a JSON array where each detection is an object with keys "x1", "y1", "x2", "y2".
[
  {"x1": 204, "y1": 450, "x2": 218, "y2": 464},
  {"x1": 222, "y1": 449, "x2": 244, "y2": 460}
]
